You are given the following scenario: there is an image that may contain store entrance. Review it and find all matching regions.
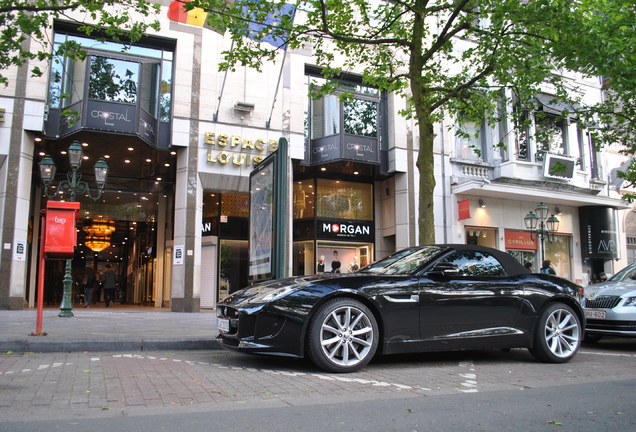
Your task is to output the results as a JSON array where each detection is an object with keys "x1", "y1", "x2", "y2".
[{"x1": 32, "y1": 132, "x2": 175, "y2": 308}]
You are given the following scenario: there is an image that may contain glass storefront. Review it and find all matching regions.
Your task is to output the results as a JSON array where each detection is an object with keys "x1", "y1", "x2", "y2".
[
  {"x1": 465, "y1": 227, "x2": 497, "y2": 248},
  {"x1": 294, "y1": 240, "x2": 373, "y2": 275},
  {"x1": 202, "y1": 192, "x2": 249, "y2": 302},
  {"x1": 293, "y1": 178, "x2": 375, "y2": 276}
]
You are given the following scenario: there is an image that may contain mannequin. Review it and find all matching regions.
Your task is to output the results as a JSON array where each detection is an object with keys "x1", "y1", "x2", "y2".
[
  {"x1": 316, "y1": 255, "x2": 325, "y2": 273},
  {"x1": 331, "y1": 250, "x2": 341, "y2": 273},
  {"x1": 349, "y1": 256, "x2": 359, "y2": 272}
]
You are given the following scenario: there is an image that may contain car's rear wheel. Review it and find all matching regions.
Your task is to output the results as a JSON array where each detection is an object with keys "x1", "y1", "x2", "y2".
[
  {"x1": 529, "y1": 302, "x2": 582, "y2": 363},
  {"x1": 306, "y1": 298, "x2": 378, "y2": 373}
]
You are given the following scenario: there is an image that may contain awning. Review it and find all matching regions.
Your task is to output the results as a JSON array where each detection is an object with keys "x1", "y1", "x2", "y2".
[
  {"x1": 535, "y1": 94, "x2": 582, "y2": 116},
  {"x1": 452, "y1": 179, "x2": 630, "y2": 209}
]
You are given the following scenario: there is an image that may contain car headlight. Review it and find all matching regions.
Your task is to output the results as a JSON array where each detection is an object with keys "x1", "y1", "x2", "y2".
[
  {"x1": 624, "y1": 297, "x2": 636, "y2": 307},
  {"x1": 261, "y1": 286, "x2": 297, "y2": 302}
]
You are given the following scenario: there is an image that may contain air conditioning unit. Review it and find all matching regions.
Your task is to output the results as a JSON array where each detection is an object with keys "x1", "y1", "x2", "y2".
[{"x1": 233, "y1": 101, "x2": 255, "y2": 113}]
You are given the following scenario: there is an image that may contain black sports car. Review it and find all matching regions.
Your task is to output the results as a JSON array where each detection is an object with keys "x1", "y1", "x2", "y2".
[{"x1": 216, "y1": 244, "x2": 584, "y2": 373}]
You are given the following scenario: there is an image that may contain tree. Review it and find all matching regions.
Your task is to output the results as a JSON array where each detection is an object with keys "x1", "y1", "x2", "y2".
[
  {"x1": 0, "y1": 0, "x2": 161, "y2": 86},
  {"x1": 191, "y1": 0, "x2": 615, "y2": 244},
  {"x1": 554, "y1": 0, "x2": 636, "y2": 198}
]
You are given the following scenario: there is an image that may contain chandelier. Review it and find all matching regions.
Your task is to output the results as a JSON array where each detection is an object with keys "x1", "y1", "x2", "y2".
[
  {"x1": 84, "y1": 218, "x2": 115, "y2": 252},
  {"x1": 85, "y1": 235, "x2": 111, "y2": 252},
  {"x1": 85, "y1": 218, "x2": 116, "y2": 236}
]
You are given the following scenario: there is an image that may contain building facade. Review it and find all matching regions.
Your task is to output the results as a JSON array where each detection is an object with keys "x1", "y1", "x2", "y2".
[{"x1": 0, "y1": 2, "x2": 631, "y2": 311}]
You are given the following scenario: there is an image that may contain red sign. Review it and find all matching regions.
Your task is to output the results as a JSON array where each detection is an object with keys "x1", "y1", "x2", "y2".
[
  {"x1": 505, "y1": 231, "x2": 537, "y2": 251},
  {"x1": 458, "y1": 199, "x2": 471, "y2": 221},
  {"x1": 44, "y1": 201, "x2": 80, "y2": 259}
]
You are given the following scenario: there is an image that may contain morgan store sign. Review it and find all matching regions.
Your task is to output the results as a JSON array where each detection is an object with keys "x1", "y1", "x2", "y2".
[{"x1": 318, "y1": 219, "x2": 374, "y2": 242}]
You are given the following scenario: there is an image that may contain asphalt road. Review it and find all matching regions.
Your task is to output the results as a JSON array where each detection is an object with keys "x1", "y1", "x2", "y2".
[{"x1": 1, "y1": 338, "x2": 635, "y2": 431}]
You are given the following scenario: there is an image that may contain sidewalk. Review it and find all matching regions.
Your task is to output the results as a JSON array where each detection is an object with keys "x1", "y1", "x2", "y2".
[{"x1": 0, "y1": 304, "x2": 221, "y2": 353}]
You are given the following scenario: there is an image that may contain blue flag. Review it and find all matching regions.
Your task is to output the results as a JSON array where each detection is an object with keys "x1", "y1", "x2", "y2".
[{"x1": 242, "y1": 1, "x2": 296, "y2": 50}]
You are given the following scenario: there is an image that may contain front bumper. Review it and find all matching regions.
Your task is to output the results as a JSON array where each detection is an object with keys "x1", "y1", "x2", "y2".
[
  {"x1": 584, "y1": 297, "x2": 636, "y2": 337},
  {"x1": 216, "y1": 304, "x2": 304, "y2": 357}
]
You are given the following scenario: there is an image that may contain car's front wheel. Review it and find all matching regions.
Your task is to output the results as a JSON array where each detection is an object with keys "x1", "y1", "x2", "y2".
[
  {"x1": 529, "y1": 302, "x2": 582, "y2": 363},
  {"x1": 306, "y1": 298, "x2": 378, "y2": 373}
]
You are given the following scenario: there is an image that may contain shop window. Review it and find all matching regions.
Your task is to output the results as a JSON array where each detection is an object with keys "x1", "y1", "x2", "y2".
[
  {"x1": 344, "y1": 98, "x2": 378, "y2": 137},
  {"x1": 308, "y1": 76, "x2": 380, "y2": 140},
  {"x1": 47, "y1": 32, "x2": 173, "y2": 121},
  {"x1": 311, "y1": 94, "x2": 339, "y2": 139},
  {"x1": 627, "y1": 236, "x2": 636, "y2": 265},
  {"x1": 316, "y1": 179, "x2": 373, "y2": 220},
  {"x1": 465, "y1": 227, "x2": 497, "y2": 249},
  {"x1": 544, "y1": 235, "x2": 571, "y2": 279},
  {"x1": 293, "y1": 180, "x2": 315, "y2": 219},
  {"x1": 535, "y1": 113, "x2": 567, "y2": 155},
  {"x1": 221, "y1": 193, "x2": 249, "y2": 218},
  {"x1": 293, "y1": 241, "x2": 315, "y2": 275},
  {"x1": 317, "y1": 242, "x2": 372, "y2": 274},
  {"x1": 89, "y1": 56, "x2": 139, "y2": 104},
  {"x1": 218, "y1": 239, "x2": 248, "y2": 301},
  {"x1": 513, "y1": 106, "x2": 530, "y2": 161},
  {"x1": 455, "y1": 121, "x2": 484, "y2": 160}
]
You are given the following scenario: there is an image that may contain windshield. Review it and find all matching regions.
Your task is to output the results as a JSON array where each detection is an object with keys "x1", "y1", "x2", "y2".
[
  {"x1": 361, "y1": 246, "x2": 443, "y2": 275},
  {"x1": 609, "y1": 263, "x2": 636, "y2": 282}
]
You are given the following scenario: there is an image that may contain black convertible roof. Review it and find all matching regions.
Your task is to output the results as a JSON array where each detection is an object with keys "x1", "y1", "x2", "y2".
[{"x1": 429, "y1": 244, "x2": 531, "y2": 276}]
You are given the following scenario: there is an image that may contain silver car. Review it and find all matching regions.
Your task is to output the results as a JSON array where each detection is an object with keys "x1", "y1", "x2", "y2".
[{"x1": 583, "y1": 263, "x2": 636, "y2": 341}]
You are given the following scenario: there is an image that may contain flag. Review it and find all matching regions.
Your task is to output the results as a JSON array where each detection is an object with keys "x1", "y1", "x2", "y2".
[
  {"x1": 168, "y1": 1, "x2": 225, "y2": 34},
  {"x1": 242, "y1": 1, "x2": 296, "y2": 50}
]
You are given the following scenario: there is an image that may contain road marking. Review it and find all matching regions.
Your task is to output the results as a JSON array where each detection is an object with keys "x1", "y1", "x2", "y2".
[
  {"x1": 457, "y1": 360, "x2": 478, "y2": 393},
  {"x1": 0, "y1": 362, "x2": 74, "y2": 376},
  {"x1": 1, "y1": 353, "x2": 475, "y2": 394},
  {"x1": 580, "y1": 350, "x2": 636, "y2": 358}
]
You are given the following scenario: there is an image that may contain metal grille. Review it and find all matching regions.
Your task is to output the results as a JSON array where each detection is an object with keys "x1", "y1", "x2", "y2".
[{"x1": 585, "y1": 296, "x2": 622, "y2": 309}]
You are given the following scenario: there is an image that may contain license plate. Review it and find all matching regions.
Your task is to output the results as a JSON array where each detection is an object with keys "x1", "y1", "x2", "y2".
[
  {"x1": 217, "y1": 318, "x2": 230, "y2": 332},
  {"x1": 585, "y1": 309, "x2": 607, "y2": 319}
]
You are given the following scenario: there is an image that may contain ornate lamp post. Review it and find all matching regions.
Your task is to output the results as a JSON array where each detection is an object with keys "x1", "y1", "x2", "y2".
[
  {"x1": 39, "y1": 140, "x2": 109, "y2": 317},
  {"x1": 524, "y1": 202, "x2": 560, "y2": 266}
]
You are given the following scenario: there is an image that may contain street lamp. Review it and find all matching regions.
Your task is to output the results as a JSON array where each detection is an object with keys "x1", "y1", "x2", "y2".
[
  {"x1": 39, "y1": 140, "x2": 109, "y2": 318},
  {"x1": 524, "y1": 202, "x2": 560, "y2": 267}
]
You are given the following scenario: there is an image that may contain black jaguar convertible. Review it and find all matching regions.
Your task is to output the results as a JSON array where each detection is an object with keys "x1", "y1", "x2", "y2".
[{"x1": 216, "y1": 244, "x2": 584, "y2": 373}]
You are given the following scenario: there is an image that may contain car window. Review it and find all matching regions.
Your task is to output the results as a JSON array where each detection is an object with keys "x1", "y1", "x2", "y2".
[
  {"x1": 610, "y1": 264, "x2": 636, "y2": 282},
  {"x1": 362, "y1": 246, "x2": 442, "y2": 275},
  {"x1": 436, "y1": 251, "x2": 507, "y2": 277}
]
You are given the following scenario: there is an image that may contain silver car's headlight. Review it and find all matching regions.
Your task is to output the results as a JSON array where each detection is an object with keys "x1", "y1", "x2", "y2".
[{"x1": 623, "y1": 297, "x2": 636, "y2": 307}]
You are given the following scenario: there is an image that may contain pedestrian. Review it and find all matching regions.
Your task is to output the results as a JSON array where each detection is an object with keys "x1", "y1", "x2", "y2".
[
  {"x1": 597, "y1": 272, "x2": 608, "y2": 283},
  {"x1": 524, "y1": 262, "x2": 533, "y2": 272},
  {"x1": 540, "y1": 260, "x2": 556, "y2": 275},
  {"x1": 82, "y1": 265, "x2": 96, "y2": 308},
  {"x1": 101, "y1": 264, "x2": 117, "y2": 307}
]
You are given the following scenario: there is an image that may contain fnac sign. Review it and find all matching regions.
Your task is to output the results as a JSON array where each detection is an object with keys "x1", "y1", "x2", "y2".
[{"x1": 44, "y1": 201, "x2": 80, "y2": 259}]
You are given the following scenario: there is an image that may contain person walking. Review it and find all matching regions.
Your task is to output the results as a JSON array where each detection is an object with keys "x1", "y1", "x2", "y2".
[
  {"x1": 101, "y1": 264, "x2": 117, "y2": 307},
  {"x1": 82, "y1": 265, "x2": 96, "y2": 308},
  {"x1": 540, "y1": 260, "x2": 556, "y2": 275}
]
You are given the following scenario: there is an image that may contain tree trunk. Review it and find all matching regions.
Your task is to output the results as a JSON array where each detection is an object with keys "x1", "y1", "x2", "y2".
[
  {"x1": 416, "y1": 117, "x2": 436, "y2": 245},
  {"x1": 410, "y1": 1, "x2": 437, "y2": 245}
]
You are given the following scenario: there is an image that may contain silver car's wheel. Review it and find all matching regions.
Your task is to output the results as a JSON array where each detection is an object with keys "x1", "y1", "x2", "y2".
[
  {"x1": 307, "y1": 298, "x2": 378, "y2": 373},
  {"x1": 529, "y1": 303, "x2": 581, "y2": 363}
]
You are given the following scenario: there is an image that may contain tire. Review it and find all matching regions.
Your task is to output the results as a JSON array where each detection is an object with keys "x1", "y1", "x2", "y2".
[
  {"x1": 528, "y1": 302, "x2": 582, "y2": 363},
  {"x1": 306, "y1": 298, "x2": 379, "y2": 373},
  {"x1": 584, "y1": 332, "x2": 603, "y2": 343}
]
